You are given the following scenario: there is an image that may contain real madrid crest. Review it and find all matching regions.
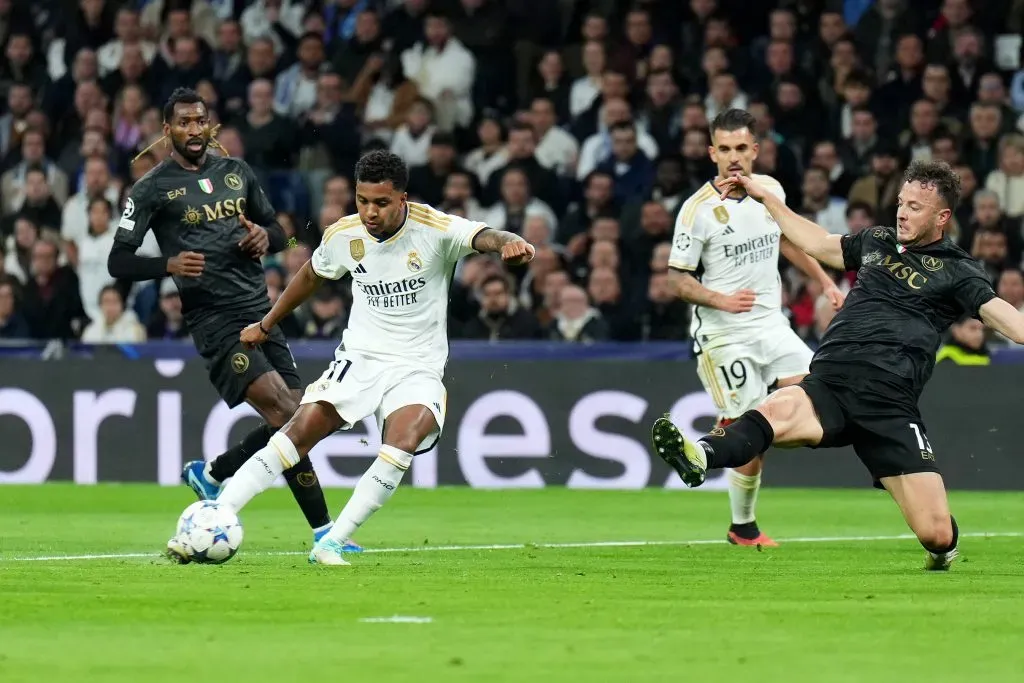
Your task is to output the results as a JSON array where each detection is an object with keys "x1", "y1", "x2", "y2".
[
  {"x1": 921, "y1": 256, "x2": 943, "y2": 272},
  {"x1": 407, "y1": 251, "x2": 423, "y2": 272},
  {"x1": 350, "y1": 238, "x2": 365, "y2": 261},
  {"x1": 713, "y1": 206, "x2": 729, "y2": 224}
]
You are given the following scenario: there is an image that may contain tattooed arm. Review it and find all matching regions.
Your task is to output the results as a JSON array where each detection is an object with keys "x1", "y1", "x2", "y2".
[{"x1": 471, "y1": 228, "x2": 536, "y2": 265}]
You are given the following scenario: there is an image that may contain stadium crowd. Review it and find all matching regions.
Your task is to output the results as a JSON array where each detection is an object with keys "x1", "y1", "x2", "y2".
[{"x1": 0, "y1": 0, "x2": 1023, "y2": 351}]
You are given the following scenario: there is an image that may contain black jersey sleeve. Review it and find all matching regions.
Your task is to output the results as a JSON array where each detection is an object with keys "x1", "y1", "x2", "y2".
[
  {"x1": 109, "y1": 176, "x2": 170, "y2": 280},
  {"x1": 238, "y1": 160, "x2": 288, "y2": 252},
  {"x1": 840, "y1": 229, "x2": 870, "y2": 271},
  {"x1": 114, "y1": 176, "x2": 158, "y2": 248},
  {"x1": 953, "y1": 258, "x2": 997, "y2": 319}
]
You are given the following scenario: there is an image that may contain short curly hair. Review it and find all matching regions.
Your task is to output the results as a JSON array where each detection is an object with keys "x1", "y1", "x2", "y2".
[
  {"x1": 354, "y1": 150, "x2": 409, "y2": 191},
  {"x1": 902, "y1": 160, "x2": 961, "y2": 213}
]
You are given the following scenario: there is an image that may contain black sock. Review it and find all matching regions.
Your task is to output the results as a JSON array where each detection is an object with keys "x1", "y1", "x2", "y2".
[
  {"x1": 922, "y1": 516, "x2": 959, "y2": 554},
  {"x1": 209, "y1": 424, "x2": 275, "y2": 482},
  {"x1": 700, "y1": 410, "x2": 774, "y2": 470},
  {"x1": 283, "y1": 458, "x2": 332, "y2": 529}
]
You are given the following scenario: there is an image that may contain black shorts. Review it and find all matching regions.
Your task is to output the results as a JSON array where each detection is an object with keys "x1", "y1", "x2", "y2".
[
  {"x1": 189, "y1": 310, "x2": 302, "y2": 408},
  {"x1": 799, "y1": 362, "x2": 939, "y2": 488}
]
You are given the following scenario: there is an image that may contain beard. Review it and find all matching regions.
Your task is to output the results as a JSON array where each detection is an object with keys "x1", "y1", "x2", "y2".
[{"x1": 172, "y1": 137, "x2": 208, "y2": 163}]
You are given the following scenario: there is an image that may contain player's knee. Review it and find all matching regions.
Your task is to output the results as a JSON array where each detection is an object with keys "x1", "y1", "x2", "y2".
[
  {"x1": 915, "y1": 514, "x2": 954, "y2": 550},
  {"x1": 385, "y1": 434, "x2": 420, "y2": 455},
  {"x1": 264, "y1": 393, "x2": 299, "y2": 429}
]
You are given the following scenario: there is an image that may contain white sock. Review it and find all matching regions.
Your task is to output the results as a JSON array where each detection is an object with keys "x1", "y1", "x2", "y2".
[
  {"x1": 727, "y1": 469, "x2": 761, "y2": 525},
  {"x1": 324, "y1": 445, "x2": 412, "y2": 544},
  {"x1": 203, "y1": 462, "x2": 220, "y2": 486},
  {"x1": 218, "y1": 432, "x2": 301, "y2": 513}
]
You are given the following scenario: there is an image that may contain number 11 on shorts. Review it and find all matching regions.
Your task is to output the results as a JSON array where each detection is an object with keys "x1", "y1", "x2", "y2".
[{"x1": 909, "y1": 423, "x2": 933, "y2": 454}]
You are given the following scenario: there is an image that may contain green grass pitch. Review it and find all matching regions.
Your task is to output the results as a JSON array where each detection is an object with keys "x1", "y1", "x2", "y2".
[{"x1": 1, "y1": 485, "x2": 1023, "y2": 682}]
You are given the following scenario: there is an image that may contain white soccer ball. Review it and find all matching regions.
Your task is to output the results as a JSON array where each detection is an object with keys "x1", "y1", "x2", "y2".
[{"x1": 175, "y1": 501, "x2": 244, "y2": 564}]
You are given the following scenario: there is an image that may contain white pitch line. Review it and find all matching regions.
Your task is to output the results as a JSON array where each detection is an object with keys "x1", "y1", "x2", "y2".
[{"x1": 5, "y1": 531, "x2": 1022, "y2": 563}]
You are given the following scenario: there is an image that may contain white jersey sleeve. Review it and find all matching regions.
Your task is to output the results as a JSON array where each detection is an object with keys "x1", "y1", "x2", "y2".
[
  {"x1": 669, "y1": 185, "x2": 716, "y2": 272},
  {"x1": 411, "y1": 201, "x2": 487, "y2": 264},
  {"x1": 311, "y1": 218, "x2": 357, "y2": 280}
]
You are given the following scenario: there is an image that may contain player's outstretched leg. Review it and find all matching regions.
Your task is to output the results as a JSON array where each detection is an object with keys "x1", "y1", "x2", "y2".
[
  {"x1": 881, "y1": 472, "x2": 959, "y2": 570},
  {"x1": 653, "y1": 386, "x2": 823, "y2": 488},
  {"x1": 216, "y1": 401, "x2": 346, "y2": 558},
  {"x1": 726, "y1": 455, "x2": 777, "y2": 548},
  {"x1": 310, "y1": 405, "x2": 436, "y2": 566}
]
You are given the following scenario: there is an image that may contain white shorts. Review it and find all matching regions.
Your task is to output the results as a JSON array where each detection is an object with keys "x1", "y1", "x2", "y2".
[
  {"x1": 695, "y1": 326, "x2": 812, "y2": 420},
  {"x1": 300, "y1": 350, "x2": 446, "y2": 454}
]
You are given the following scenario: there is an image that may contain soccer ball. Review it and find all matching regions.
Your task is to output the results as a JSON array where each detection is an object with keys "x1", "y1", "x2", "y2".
[{"x1": 174, "y1": 501, "x2": 244, "y2": 564}]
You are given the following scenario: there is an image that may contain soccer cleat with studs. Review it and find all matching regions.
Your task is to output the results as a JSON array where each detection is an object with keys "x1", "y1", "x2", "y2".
[
  {"x1": 308, "y1": 537, "x2": 352, "y2": 566},
  {"x1": 181, "y1": 460, "x2": 222, "y2": 501},
  {"x1": 924, "y1": 547, "x2": 958, "y2": 571},
  {"x1": 165, "y1": 537, "x2": 192, "y2": 564},
  {"x1": 651, "y1": 414, "x2": 708, "y2": 487}
]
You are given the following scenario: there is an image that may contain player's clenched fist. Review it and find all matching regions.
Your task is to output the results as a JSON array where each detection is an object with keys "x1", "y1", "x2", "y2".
[
  {"x1": 240, "y1": 321, "x2": 270, "y2": 349},
  {"x1": 501, "y1": 240, "x2": 535, "y2": 266},
  {"x1": 717, "y1": 174, "x2": 770, "y2": 202},
  {"x1": 167, "y1": 251, "x2": 205, "y2": 277},
  {"x1": 238, "y1": 213, "x2": 270, "y2": 257}
]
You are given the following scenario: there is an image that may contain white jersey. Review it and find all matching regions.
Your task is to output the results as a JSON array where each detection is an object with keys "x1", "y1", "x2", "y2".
[
  {"x1": 669, "y1": 175, "x2": 789, "y2": 348},
  {"x1": 310, "y1": 202, "x2": 486, "y2": 372}
]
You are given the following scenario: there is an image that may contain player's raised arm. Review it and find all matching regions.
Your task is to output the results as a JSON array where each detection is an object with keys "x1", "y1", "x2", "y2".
[
  {"x1": 470, "y1": 227, "x2": 536, "y2": 265},
  {"x1": 979, "y1": 298, "x2": 1024, "y2": 343},
  {"x1": 779, "y1": 237, "x2": 845, "y2": 309},
  {"x1": 718, "y1": 175, "x2": 846, "y2": 271},
  {"x1": 108, "y1": 176, "x2": 205, "y2": 280}
]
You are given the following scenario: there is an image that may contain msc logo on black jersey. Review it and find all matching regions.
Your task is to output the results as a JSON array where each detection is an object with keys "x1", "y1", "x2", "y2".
[
  {"x1": 921, "y1": 256, "x2": 944, "y2": 272},
  {"x1": 203, "y1": 198, "x2": 247, "y2": 221},
  {"x1": 225, "y1": 173, "x2": 243, "y2": 191},
  {"x1": 182, "y1": 206, "x2": 202, "y2": 226},
  {"x1": 880, "y1": 255, "x2": 928, "y2": 290}
]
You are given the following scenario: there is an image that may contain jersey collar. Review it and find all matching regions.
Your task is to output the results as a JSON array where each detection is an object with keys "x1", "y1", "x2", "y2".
[
  {"x1": 365, "y1": 204, "x2": 409, "y2": 243},
  {"x1": 708, "y1": 177, "x2": 746, "y2": 202}
]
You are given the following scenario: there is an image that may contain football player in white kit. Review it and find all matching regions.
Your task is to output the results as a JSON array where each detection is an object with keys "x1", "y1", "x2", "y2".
[
  {"x1": 666, "y1": 109, "x2": 845, "y2": 546},
  {"x1": 195, "y1": 150, "x2": 535, "y2": 566}
]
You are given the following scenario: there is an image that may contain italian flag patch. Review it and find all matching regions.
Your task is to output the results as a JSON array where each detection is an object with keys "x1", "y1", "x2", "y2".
[{"x1": 198, "y1": 178, "x2": 213, "y2": 194}]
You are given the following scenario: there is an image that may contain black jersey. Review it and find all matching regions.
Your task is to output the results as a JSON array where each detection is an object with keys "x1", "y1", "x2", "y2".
[
  {"x1": 814, "y1": 226, "x2": 996, "y2": 398},
  {"x1": 113, "y1": 155, "x2": 277, "y2": 323}
]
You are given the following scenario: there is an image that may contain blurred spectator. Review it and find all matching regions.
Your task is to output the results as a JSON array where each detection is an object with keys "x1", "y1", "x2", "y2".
[
  {"x1": 531, "y1": 96, "x2": 577, "y2": 177},
  {"x1": 220, "y1": 37, "x2": 278, "y2": 120},
  {"x1": 588, "y1": 265, "x2": 637, "y2": 341},
  {"x1": 8, "y1": 166, "x2": 63, "y2": 235},
  {"x1": 900, "y1": 99, "x2": 943, "y2": 163},
  {"x1": 0, "y1": 276, "x2": 29, "y2": 338},
  {"x1": 576, "y1": 98, "x2": 658, "y2": 181},
  {"x1": 641, "y1": 271, "x2": 689, "y2": 341},
  {"x1": 936, "y1": 315, "x2": 990, "y2": 365},
  {"x1": 548, "y1": 283, "x2": 608, "y2": 343},
  {"x1": 972, "y1": 227, "x2": 1011, "y2": 284},
  {"x1": 628, "y1": 201, "x2": 671, "y2": 278},
  {"x1": 848, "y1": 146, "x2": 902, "y2": 226},
  {"x1": 21, "y1": 236, "x2": 86, "y2": 340},
  {"x1": 959, "y1": 190, "x2": 1023, "y2": 267},
  {"x1": 0, "y1": 83, "x2": 33, "y2": 159},
  {"x1": 400, "y1": 12, "x2": 475, "y2": 132},
  {"x1": 295, "y1": 286, "x2": 347, "y2": 339},
  {"x1": 841, "y1": 106, "x2": 881, "y2": 176},
  {"x1": 527, "y1": 51, "x2": 570, "y2": 123},
  {"x1": 963, "y1": 102, "x2": 1003, "y2": 181},
  {"x1": 441, "y1": 170, "x2": 485, "y2": 222},
  {"x1": 408, "y1": 132, "x2": 459, "y2": 206},
  {"x1": 596, "y1": 121, "x2": 655, "y2": 204},
  {"x1": 993, "y1": 268, "x2": 1024, "y2": 346},
  {"x1": 98, "y1": 7, "x2": 156, "y2": 77},
  {"x1": 463, "y1": 112, "x2": 508, "y2": 188},
  {"x1": 147, "y1": 278, "x2": 189, "y2": 340},
  {"x1": 241, "y1": 0, "x2": 305, "y2": 55},
  {"x1": 383, "y1": 0, "x2": 430, "y2": 56},
  {"x1": 81, "y1": 284, "x2": 146, "y2": 343},
  {"x1": 810, "y1": 140, "x2": 856, "y2": 199},
  {"x1": 557, "y1": 171, "x2": 615, "y2": 244},
  {"x1": 2, "y1": 130, "x2": 69, "y2": 214},
  {"x1": 801, "y1": 167, "x2": 849, "y2": 235},
  {"x1": 651, "y1": 156, "x2": 686, "y2": 216},
  {"x1": 486, "y1": 122, "x2": 562, "y2": 213},
  {"x1": 569, "y1": 40, "x2": 606, "y2": 119},
  {"x1": 237, "y1": 78, "x2": 297, "y2": 170},
  {"x1": 985, "y1": 134, "x2": 1024, "y2": 219},
  {"x1": 483, "y1": 166, "x2": 556, "y2": 236},
  {"x1": 330, "y1": 9, "x2": 381, "y2": 85},
  {"x1": 390, "y1": 97, "x2": 436, "y2": 167},
  {"x1": 273, "y1": 32, "x2": 326, "y2": 119},
  {"x1": 3, "y1": 217, "x2": 39, "y2": 283},
  {"x1": 459, "y1": 273, "x2": 540, "y2": 341}
]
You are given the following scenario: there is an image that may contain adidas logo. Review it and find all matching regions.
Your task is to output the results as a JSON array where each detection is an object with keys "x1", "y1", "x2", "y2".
[
  {"x1": 723, "y1": 226, "x2": 734, "y2": 235},
  {"x1": 354, "y1": 263, "x2": 368, "y2": 274}
]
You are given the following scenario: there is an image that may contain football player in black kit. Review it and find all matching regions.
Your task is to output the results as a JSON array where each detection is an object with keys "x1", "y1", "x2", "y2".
[
  {"x1": 652, "y1": 160, "x2": 1024, "y2": 570},
  {"x1": 108, "y1": 88, "x2": 360, "y2": 556}
]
